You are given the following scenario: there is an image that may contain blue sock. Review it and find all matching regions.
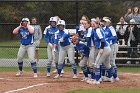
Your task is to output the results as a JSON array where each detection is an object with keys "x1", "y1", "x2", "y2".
[
  {"x1": 57, "y1": 64, "x2": 63, "y2": 75},
  {"x1": 31, "y1": 62, "x2": 37, "y2": 73},
  {"x1": 95, "y1": 67, "x2": 100, "y2": 81},
  {"x1": 113, "y1": 66, "x2": 118, "y2": 78},
  {"x1": 81, "y1": 66, "x2": 88, "y2": 78},
  {"x1": 87, "y1": 67, "x2": 91, "y2": 74},
  {"x1": 107, "y1": 67, "x2": 114, "y2": 78},
  {"x1": 88, "y1": 67, "x2": 95, "y2": 79},
  {"x1": 101, "y1": 65, "x2": 106, "y2": 77},
  {"x1": 47, "y1": 67, "x2": 51, "y2": 73},
  {"x1": 71, "y1": 64, "x2": 77, "y2": 75},
  {"x1": 55, "y1": 63, "x2": 58, "y2": 69},
  {"x1": 18, "y1": 62, "x2": 23, "y2": 71},
  {"x1": 91, "y1": 72, "x2": 95, "y2": 79}
]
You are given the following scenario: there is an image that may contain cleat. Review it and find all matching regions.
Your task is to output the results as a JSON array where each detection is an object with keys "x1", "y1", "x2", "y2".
[
  {"x1": 73, "y1": 74, "x2": 78, "y2": 79},
  {"x1": 79, "y1": 71, "x2": 83, "y2": 74},
  {"x1": 61, "y1": 69, "x2": 65, "y2": 74},
  {"x1": 103, "y1": 77, "x2": 114, "y2": 82},
  {"x1": 52, "y1": 69, "x2": 57, "y2": 73},
  {"x1": 86, "y1": 79, "x2": 95, "y2": 84},
  {"x1": 54, "y1": 74, "x2": 60, "y2": 79},
  {"x1": 34, "y1": 73, "x2": 38, "y2": 78},
  {"x1": 99, "y1": 78, "x2": 102, "y2": 82},
  {"x1": 94, "y1": 81, "x2": 100, "y2": 84},
  {"x1": 101, "y1": 76, "x2": 107, "y2": 81},
  {"x1": 81, "y1": 77, "x2": 89, "y2": 81},
  {"x1": 16, "y1": 71, "x2": 23, "y2": 76},
  {"x1": 46, "y1": 73, "x2": 50, "y2": 77},
  {"x1": 60, "y1": 74, "x2": 63, "y2": 77},
  {"x1": 114, "y1": 77, "x2": 120, "y2": 81}
]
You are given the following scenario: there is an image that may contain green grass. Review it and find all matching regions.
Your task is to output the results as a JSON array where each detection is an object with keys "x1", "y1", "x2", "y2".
[
  {"x1": 66, "y1": 89, "x2": 140, "y2": 93},
  {"x1": 0, "y1": 40, "x2": 48, "y2": 58},
  {"x1": 118, "y1": 67, "x2": 140, "y2": 72}
]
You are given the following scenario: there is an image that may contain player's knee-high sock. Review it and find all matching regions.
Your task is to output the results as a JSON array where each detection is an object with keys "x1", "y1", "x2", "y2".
[
  {"x1": 71, "y1": 63, "x2": 77, "y2": 75},
  {"x1": 18, "y1": 62, "x2": 23, "y2": 71},
  {"x1": 87, "y1": 67, "x2": 91, "y2": 74},
  {"x1": 95, "y1": 67, "x2": 100, "y2": 81},
  {"x1": 113, "y1": 66, "x2": 118, "y2": 78},
  {"x1": 47, "y1": 64, "x2": 51, "y2": 73},
  {"x1": 55, "y1": 63, "x2": 58, "y2": 69},
  {"x1": 81, "y1": 66, "x2": 88, "y2": 78},
  {"x1": 107, "y1": 66, "x2": 114, "y2": 78},
  {"x1": 57, "y1": 64, "x2": 63, "y2": 75},
  {"x1": 88, "y1": 67, "x2": 95, "y2": 79},
  {"x1": 31, "y1": 62, "x2": 37, "y2": 73},
  {"x1": 62, "y1": 62, "x2": 65, "y2": 69},
  {"x1": 100, "y1": 65, "x2": 106, "y2": 77}
]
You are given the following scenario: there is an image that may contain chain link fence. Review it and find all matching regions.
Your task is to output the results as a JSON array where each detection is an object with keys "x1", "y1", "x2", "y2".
[{"x1": 0, "y1": 0, "x2": 140, "y2": 68}]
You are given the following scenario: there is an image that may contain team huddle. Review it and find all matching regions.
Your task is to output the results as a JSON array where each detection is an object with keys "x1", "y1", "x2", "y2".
[{"x1": 13, "y1": 15, "x2": 119, "y2": 85}]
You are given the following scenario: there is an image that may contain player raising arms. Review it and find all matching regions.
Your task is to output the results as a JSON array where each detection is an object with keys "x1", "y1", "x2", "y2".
[
  {"x1": 53, "y1": 20, "x2": 78, "y2": 79},
  {"x1": 13, "y1": 18, "x2": 38, "y2": 78}
]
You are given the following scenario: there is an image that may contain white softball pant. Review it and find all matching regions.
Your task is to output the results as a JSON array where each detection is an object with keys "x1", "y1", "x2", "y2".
[
  {"x1": 47, "y1": 45, "x2": 59, "y2": 67},
  {"x1": 110, "y1": 43, "x2": 118, "y2": 66},
  {"x1": 17, "y1": 44, "x2": 36, "y2": 63},
  {"x1": 58, "y1": 44, "x2": 75, "y2": 65},
  {"x1": 95, "y1": 46, "x2": 111, "y2": 69}
]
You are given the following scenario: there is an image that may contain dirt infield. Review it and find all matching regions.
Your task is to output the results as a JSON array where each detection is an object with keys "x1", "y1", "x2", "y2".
[{"x1": 0, "y1": 72, "x2": 140, "y2": 93}]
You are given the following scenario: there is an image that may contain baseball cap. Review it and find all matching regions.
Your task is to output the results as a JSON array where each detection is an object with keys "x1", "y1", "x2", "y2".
[{"x1": 22, "y1": 18, "x2": 29, "y2": 22}]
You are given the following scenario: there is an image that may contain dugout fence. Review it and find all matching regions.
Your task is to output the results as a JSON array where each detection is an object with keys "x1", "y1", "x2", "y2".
[{"x1": 0, "y1": 0, "x2": 140, "y2": 67}]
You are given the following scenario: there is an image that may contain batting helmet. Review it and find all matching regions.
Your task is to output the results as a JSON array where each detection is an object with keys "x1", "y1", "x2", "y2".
[
  {"x1": 57, "y1": 20, "x2": 65, "y2": 26},
  {"x1": 49, "y1": 17, "x2": 57, "y2": 22},
  {"x1": 22, "y1": 18, "x2": 30, "y2": 22}
]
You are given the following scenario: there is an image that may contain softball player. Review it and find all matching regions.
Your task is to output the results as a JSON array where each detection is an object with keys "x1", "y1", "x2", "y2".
[
  {"x1": 53, "y1": 20, "x2": 77, "y2": 79},
  {"x1": 72, "y1": 34, "x2": 90, "y2": 81},
  {"x1": 83, "y1": 20, "x2": 96, "y2": 82},
  {"x1": 103, "y1": 17, "x2": 119, "y2": 81},
  {"x1": 44, "y1": 17, "x2": 59, "y2": 77},
  {"x1": 31, "y1": 17, "x2": 42, "y2": 63},
  {"x1": 89, "y1": 18, "x2": 113, "y2": 84},
  {"x1": 13, "y1": 18, "x2": 37, "y2": 78}
]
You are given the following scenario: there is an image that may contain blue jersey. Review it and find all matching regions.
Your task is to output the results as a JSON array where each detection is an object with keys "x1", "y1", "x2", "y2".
[
  {"x1": 19, "y1": 27, "x2": 34, "y2": 45},
  {"x1": 104, "y1": 25, "x2": 118, "y2": 44},
  {"x1": 75, "y1": 41, "x2": 90, "y2": 57},
  {"x1": 44, "y1": 26, "x2": 58, "y2": 44},
  {"x1": 54, "y1": 29, "x2": 71, "y2": 47},
  {"x1": 84, "y1": 27, "x2": 93, "y2": 47},
  {"x1": 91, "y1": 28, "x2": 109, "y2": 49}
]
